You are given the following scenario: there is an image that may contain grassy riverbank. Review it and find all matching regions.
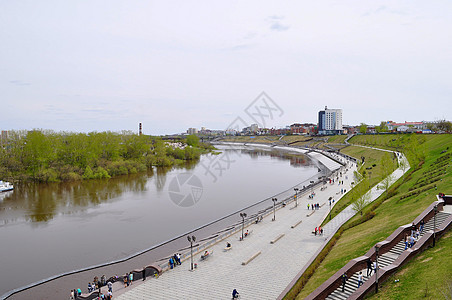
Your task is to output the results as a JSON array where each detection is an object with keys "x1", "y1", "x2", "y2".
[
  {"x1": 290, "y1": 134, "x2": 452, "y2": 299},
  {"x1": 0, "y1": 130, "x2": 214, "y2": 182}
]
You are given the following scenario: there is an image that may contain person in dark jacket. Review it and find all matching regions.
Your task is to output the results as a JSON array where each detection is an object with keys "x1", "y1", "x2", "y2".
[
  {"x1": 366, "y1": 258, "x2": 373, "y2": 277},
  {"x1": 341, "y1": 273, "x2": 348, "y2": 292}
]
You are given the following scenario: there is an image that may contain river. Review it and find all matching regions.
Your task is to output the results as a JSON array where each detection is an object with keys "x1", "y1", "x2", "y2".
[{"x1": 0, "y1": 145, "x2": 327, "y2": 298}]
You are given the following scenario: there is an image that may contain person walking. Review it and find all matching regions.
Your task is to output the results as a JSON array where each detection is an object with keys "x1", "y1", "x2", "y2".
[
  {"x1": 341, "y1": 273, "x2": 348, "y2": 292},
  {"x1": 420, "y1": 219, "x2": 425, "y2": 233},
  {"x1": 107, "y1": 281, "x2": 112, "y2": 293},
  {"x1": 357, "y1": 271, "x2": 363, "y2": 288},
  {"x1": 123, "y1": 274, "x2": 128, "y2": 288},
  {"x1": 366, "y1": 258, "x2": 373, "y2": 277},
  {"x1": 232, "y1": 289, "x2": 240, "y2": 299},
  {"x1": 129, "y1": 272, "x2": 133, "y2": 285}
]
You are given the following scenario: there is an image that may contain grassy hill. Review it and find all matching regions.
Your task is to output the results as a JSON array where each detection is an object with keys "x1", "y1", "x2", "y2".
[{"x1": 290, "y1": 134, "x2": 452, "y2": 299}]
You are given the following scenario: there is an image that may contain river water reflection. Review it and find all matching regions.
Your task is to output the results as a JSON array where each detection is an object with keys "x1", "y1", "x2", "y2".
[{"x1": 0, "y1": 145, "x2": 325, "y2": 297}]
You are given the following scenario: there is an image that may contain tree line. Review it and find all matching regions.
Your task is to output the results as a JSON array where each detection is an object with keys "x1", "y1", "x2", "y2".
[{"x1": 0, "y1": 130, "x2": 212, "y2": 182}]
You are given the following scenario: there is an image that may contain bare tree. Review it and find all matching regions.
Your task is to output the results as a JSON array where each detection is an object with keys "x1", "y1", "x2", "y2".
[{"x1": 352, "y1": 178, "x2": 371, "y2": 216}]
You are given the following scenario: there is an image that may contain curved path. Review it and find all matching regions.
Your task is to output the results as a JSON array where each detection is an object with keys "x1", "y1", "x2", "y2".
[
  {"x1": 114, "y1": 146, "x2": 409, "y2": 300},
  {"x1": 113, "y1": 152, "x2": 357, "y2": 300}
]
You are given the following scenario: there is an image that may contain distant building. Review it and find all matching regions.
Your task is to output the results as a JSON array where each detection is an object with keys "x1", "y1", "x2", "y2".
[
  {"x1": 318, "y1": 106, "x2": 343, "y2": 135},
  {"x1": 187, "y1": 128, "x2": 198, "y2": 135},
  {"x1": 386, "y1": 121, "x2": 426, "y2": 132}
]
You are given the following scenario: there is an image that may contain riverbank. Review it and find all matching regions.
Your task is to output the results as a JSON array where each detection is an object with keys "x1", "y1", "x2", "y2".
[
  {"x1": 2, "y1": 143, "x2": 334, "y2": 300},
  {"x1": 0, "y1": 131, "x2": 213, "y2": 183}
]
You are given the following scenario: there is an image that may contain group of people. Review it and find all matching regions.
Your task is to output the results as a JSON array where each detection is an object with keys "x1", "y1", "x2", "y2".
[
  {"x1": 314, "y1": 226, "x2": 323, "y2": 236},
  {"x1": 341, "y1": 257, "x2": 378, "y2": 293},
  {"x1": 169, "y1": 253, "x2": 182, "y2": 269},
  {"x1": 308, "y1": 203, "x2": 320, "y2": 210},
  {"x1": 366, "y1": 257, "x2": 378, "y2": 277},
  {"x1": 72, "y1": 274, "x2": 115, "y2": 299},
  {"x1": 70, "y1": 288, "x2": 82, "y2": 299},
  {"x1": 308, "y1": 192, "x2": 316, "y2": 199},
  {"x1": 405, "y1": 221, "x2": 424, "y2": 250},
  {"x1": 123, "y1": 272, "x2": 134, "y2": 287}
]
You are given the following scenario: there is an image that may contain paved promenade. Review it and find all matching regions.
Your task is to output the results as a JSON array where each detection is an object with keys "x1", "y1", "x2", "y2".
[{"x1": 113, "y1": 156, "x2": 357, "y2": 299}]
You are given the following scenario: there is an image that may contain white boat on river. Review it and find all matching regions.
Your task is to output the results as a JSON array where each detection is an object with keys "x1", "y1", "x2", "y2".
[{"x1": 0, "y1": 181, "x2": 14, "y2": 192}]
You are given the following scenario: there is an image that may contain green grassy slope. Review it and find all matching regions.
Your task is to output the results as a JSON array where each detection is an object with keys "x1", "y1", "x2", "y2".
[{"x1": 292, "y1": 134, "x2": 452, "y2": 299}]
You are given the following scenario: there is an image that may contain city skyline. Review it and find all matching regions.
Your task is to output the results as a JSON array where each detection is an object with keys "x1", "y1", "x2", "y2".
[{"x1": 1, "y1": 1, "x2": 451, "y2": 135}]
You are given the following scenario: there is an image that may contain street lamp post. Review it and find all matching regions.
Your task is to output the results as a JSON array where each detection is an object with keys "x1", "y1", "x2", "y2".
[
  {"x1": 375, "y1": 245, "x2": 379, "y2": 293},
  {"x1": 433, "y1": 204, "x2": 438, "y2": 247},
  {"x1": 329, "y1": 197, "x2": 332, "y2": 220},
  {"x1": 187, "y1": 235, "x2": 196, "y2": 271},
  {"x1": 294, "y1": 188, "x2": 299, "y2": 207},
  {"x1": 240, "y1": 212, "x2": 247, "y2": 240},
  {"x1": 272, "y1": 198, "x2": 277, "y2": 221}
]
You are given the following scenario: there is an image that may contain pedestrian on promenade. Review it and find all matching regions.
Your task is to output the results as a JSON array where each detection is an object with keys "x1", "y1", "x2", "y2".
[
  {"x1": 357, "y1": 271, "x2": 363, "y2": 288},
  {"x1": 341, "y1": 273, "x2": 348, "y2": 292},
  {"x1": 124, "y1": 273, "x2": 129, "y2": 287},
  {"x1": 169, "y1": 257, "x2": 175, "y2": 269},
  {"x1": 366, "y1": 258, "x2": 373, "y2": 276},
  {"x1": 70, "y1": 289, "x2": 75, "y2": 299},
  {"x1": 307, "y1": 203, "x2": 310, "y2": 210},
  {"x1": 101, "y1": 275, "x2": 106, "y2": 287},
  {"x1": 129, "y1": 272, "x2": 133, "y2": 285},
  {"x1": 177, "y1": 253, "x2": 182, "y2": 264},
  {"x1": 107, "y1": 281, "x2": 112, "y2": 292},
  {"x1": 173, "y1": 254, "x2": 179, "y2": 266},
  {"x1": 232, "y1": 289, "x2": 240, "y2": 299},
  {"x1": 320, "y1": 227, "x2": 323, "y2": 235},
  {"x1": 314, "y1": 227, "x2": 317, "y2": 236},
  {"x1": 142, "y1": 267, "x2": 146, "y2": 281}
]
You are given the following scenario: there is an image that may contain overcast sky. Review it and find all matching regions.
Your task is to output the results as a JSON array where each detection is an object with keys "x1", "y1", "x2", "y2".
[{"x1": 1, "y1": 1, "x2": 451, "y2": 135}]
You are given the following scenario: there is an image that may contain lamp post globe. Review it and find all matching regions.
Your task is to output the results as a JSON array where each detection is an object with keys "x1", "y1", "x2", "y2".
[
  {"x1": 240, "y1": 213, "x2": 247, "y2": 240},
  {"x1": 272, "y1": 198, "x2": 278, "y2": 221}
]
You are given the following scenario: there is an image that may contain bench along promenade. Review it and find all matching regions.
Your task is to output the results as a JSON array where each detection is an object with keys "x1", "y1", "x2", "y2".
[{"x1": 105, "y1": 146, "x2": 409, "y2": 300}]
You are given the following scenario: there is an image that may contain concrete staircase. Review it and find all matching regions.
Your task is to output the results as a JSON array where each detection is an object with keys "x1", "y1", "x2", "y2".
[{"x1": 325, "y1": 211, "x2": 451, "y2": 300}]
